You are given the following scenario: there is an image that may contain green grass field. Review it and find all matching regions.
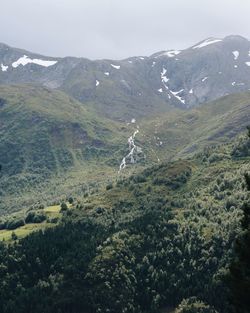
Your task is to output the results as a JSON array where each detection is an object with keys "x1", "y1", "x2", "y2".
[
  {"x1": 0, "y1": 223, "x2": 54, "y2": 242},
  {"x1": 0, "y1": 204, "x2": 66, "y2": 242}
]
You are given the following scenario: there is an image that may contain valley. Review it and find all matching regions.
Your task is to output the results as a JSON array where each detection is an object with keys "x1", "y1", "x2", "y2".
[
  {"x1": 0, "y1": 34, "x2": 250, "y2": 313},
  {"x1": 1, "y1": 85, "x2": 250, "y2": 215}
]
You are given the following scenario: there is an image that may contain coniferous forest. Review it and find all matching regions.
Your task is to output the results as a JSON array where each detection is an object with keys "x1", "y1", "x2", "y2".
[{"x1": 0, "y1": 130, "x2": 249, "y2": 313}]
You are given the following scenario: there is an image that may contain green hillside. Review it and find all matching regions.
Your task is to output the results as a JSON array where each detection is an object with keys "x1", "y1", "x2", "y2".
[
  {"x1": 1, "y1": 86, "x2": 250, "y2": 215},
  {"x1": 0, "y1": 85, "x2": 131, "y2": 214},
  {"x1": 138, "y1": 91, "x2": 250, "y2": 160},
  {"x1": 0, "y1": 131, "x2": 249, "y2": 313}
]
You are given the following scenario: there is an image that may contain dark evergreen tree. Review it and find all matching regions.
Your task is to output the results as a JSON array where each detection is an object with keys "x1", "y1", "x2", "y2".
[
  {"x1": 229, "y1": 173, "x2": 250, "y2": 313},
  {"x1": 68, "y1": 197, "x2": 74, "y2": 204},
  {"x1": 60, "y1": 202, "x2": 68, "y2": 211},
  {"x1": 247, "y1": 126, "x2": 250, "y2": 138}
]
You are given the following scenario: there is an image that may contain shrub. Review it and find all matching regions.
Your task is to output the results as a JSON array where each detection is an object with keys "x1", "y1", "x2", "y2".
[
  {"x1": 11, "y1": 232, "x2": 18, "y2": 241},
  {"x1": 47, "y1": 217, "x2": 58, "y2": 224},
  {"x1": 106, "y1": 183, "x2": 113, "y2": 190},
  {"x1": 134, "y1": 174, "x2": 147, "y2": 183},
  {"x1": 96, "y1": 207, "x2": 105, "y2": 214},
  {"x1": 208, "y1": 153, "x2": 229, "y2": 164},
  {"x1": 60, "y1": 202, "x2": 68, "y2": 212},
  {"x1": 175, "y1": 297, "x2": 218, "y2": 313},
  {"x1": 25, "y1": 212, "x2": 47, "y2": 224},
  {"x1": 68, "y1": 197, "x2": 74, "y2": 204},
  {"x1": 6, "y1": 218, "x2": 25, "y2": 230},
  {"x1": 0, "y1": 220, "x2": 6, "y2": 230}
]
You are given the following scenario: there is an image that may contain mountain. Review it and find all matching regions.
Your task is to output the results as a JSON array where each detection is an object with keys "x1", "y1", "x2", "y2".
[
  {"x1": 138, "y1": 91, "x2": 250, "y2": 160},
  {"x1": 1, "y1": 35, "x2": 250, "y2": 120},
  {"x1": 1, "y1": 35, "x2": 250, "y2": 214},
  {"x1": 0, "y1": 35, "x2": 250, "y2": 313},
  {"x1": 0, "y1": 84, "x2": 129, "y2": 214},
  {"x1": 0, "y1": 85, "x2": 249, "y2": 214}
]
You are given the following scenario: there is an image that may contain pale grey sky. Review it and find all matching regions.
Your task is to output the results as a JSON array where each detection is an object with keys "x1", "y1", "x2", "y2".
[{"x1": 1, "y1": 0, "x2": 250, "y2": 59}]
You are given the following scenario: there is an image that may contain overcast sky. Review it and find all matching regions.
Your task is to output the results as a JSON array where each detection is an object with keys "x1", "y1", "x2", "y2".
[{"x1": 1, "y1": 0, "x2": 250, "y2": 60}]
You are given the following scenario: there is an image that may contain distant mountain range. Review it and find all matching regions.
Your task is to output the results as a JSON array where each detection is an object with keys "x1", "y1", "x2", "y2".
[{"x1": 1, "y1": 35, "x2": 250, "y2": 120}]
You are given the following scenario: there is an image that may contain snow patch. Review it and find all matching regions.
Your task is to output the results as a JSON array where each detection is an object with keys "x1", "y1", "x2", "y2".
[
  {"x1": 202, "y1": 76, "x2": 208, "y2": 82},
  {"x1": 159, "y1": 67, "x2": 184, "y2": 103},
  {"x1": 170, "y1": 89, "x2": 185, "y2": 104},
  {"x1": 245, "y1": 62, "x2": 250, "y2": 67},
  {"x1": 111, "y1": 64, "x2": 120, "y2": 69},
  {"x1": 192, "y1": 38, "x2": 222, "y2": 49},
  {"x1": 1, "y1": 63, "x2": 8, "y2": 72},
  {"x1": 139, "y1": 57, "x2": 145, "y2": 60},
  {"x1": 164, "y1": 50, "x2": 181, "y2": 58},
  {"x1": 232, "y1": 82, "x2": 245, "y2": 86},
  {"x1": 152, "y1": 61, "x2": 156, "y2": 67},
  {"x1": 131, "y1": 118, "x2": 136, "y2": 123},
  {"x1": 232, "y1": 50, "x2": 239, "y2": 60},
  {"x1": 161, "y1": 67, "x2": 169, "y2": 83},
  {"x1": 96, "y1": 80, "x2": 100, "y2": 86},
  {"x1": 12, "y1": 55, "x2": 57, "y2": 68},
  {"x1": 234, "y1": 65, "x2": 238, "y2": 68},
  {"x1": 161, "y1": 67, "x2": 169, "y2": 84},
  {"x1": 104, "y1": 72, "x2": 109, "y2": 76},
  {"x1": 189, "y1": 89, "x2": 193, "y2": 94}
]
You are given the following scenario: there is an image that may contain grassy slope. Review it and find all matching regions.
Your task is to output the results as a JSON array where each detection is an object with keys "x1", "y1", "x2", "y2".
[
  {"x1": 0, "y1": 86, "x2": 249, "y2": 215},
  {"x1": 0, "y1": 204, "x2": 61, "y2": 241},
  {"x1": 3, "y1": 135, "x2": 250, "y2": 244},
  {"x1": 0, "y1": 84, "x2": 131, "y2": 214},
  {"x1": 79, "y1": 152, "x2": 249, "y2": 230},
  {"x1": 138, "y1": 91, "x2": 250, "y2": 161}
]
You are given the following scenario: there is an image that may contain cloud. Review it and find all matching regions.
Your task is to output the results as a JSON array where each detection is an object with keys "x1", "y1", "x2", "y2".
[{"x1": 1, "y1": 0, "x2": 249, "y2": 59}]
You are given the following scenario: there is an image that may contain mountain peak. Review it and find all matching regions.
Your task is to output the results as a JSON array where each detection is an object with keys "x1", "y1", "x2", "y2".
[
  {"x1": 0, "y1": 42, "x2": 10, "y2": 50},
  {"x1": 191, "y1": 37, "x2": 222, "y2": 49},
  {"x1": 223, "y1": 35, "x2": 249, "y2": 42}
]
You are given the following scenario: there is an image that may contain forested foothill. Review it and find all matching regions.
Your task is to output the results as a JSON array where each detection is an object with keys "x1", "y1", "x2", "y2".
[{"x1": 0, "y1": 129, "x2": 249, "y2": 313}]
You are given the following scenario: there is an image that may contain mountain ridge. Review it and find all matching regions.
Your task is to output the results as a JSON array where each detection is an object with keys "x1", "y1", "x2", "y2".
[
  {"x1": 1, "y1": 35, "x2": 250, "y2": 120},
  {"x1": 1, "y1": 34, "x2": 249, "y2": 61}
]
